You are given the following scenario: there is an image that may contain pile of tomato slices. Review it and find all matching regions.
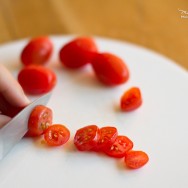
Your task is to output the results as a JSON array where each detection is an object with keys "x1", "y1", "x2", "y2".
[
  {"x1": 16, "y1": 36, "x2": 149, "y2": 170},
  {"x1": 26, "y1": 105, "x2": 149, "y2": 169},
  {"x1": 74, "y1": 125, "x2": 149, "y2": 169}
]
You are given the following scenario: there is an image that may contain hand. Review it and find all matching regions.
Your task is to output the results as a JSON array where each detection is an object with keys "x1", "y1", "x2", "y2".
[{"x1": 0, "y1": 64, "x2": 30, "y2": 128}]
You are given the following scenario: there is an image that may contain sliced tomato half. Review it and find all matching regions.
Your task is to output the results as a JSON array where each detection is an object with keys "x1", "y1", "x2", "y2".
[
  {"x1": 124, "y1": 150, "x2": 149, "y2": 169},
  {"x1": 93, "y1": 126, "x2": 118, "y2": 151},
  {"x1": 26, "y1": 105, "x2": 52, "y2": 137},
  {"x1": 104, "y1": 135, "x2": 133, "y2": 158},
  {"x1": 44, "y1": 124, "x2": 70, "y2": 146},
  {"x1": 120, "y1": 87, "x2": 142, "y2": 112},
  {"x1": 74, "y1": 125, "x2": 99, "y2": 151}
]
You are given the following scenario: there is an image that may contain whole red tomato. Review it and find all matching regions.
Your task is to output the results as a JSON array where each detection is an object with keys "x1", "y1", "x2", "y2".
[
  {"x1": 59, "y1": 37, "x2": 98, "y2": 69},
  {"x1": 18, "y1": 65, "x2": 57, "y2": 95},
  {"x1": 21, "y1": 36, "x2": 53, "y2": 66},
  {"x1": 91, "y1": 52, "x2": 129, "y2": 86}
]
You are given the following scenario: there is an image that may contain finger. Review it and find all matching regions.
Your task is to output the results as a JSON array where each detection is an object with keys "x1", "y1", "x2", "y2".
[
  {"x1": 0, "y1": 115, "x2": 11, "y2": 128},
  {"x1": 0, "y1": 94, "x2": 24, "y2": 117},
  {"x1": 0, "y1": 64, "x2": 30, "y2": 107}
]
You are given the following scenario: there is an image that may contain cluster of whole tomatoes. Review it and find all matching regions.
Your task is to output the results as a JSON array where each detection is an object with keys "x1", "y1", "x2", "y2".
[{"x1": 18, "y1": 36, "x2": 148, "y2": 169}]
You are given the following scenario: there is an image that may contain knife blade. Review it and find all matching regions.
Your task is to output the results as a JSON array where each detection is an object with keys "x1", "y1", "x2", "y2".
[{"x1": 0, "y1": 92, "x2": 51, "y2": 160}]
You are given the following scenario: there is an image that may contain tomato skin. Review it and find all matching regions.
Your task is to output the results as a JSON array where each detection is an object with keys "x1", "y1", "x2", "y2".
[
  {"x1": 18, "y1": 65, "x2": 57, "y2": 95},
  {"x1": 124, "y1": 150, "x2": 149, "y2": 169},
  {"x1": 120, "y1": 87, "x2": 142, "y2": 112},
  {"x1": 59, "y1": 37, "x2": 98, "y2": 69},
  {"x1": 21, "y1": 37, "x2": 53, "y2": 66},
  {"x1": 25, "y1": 105, "x2": 52, "y2": 137},
  {"x1": 91, "y1": 52, "x2": 129, "y2": 86},
  {"x1": 104, "y1": 135, "x2": 133, "y2": 158},
  {"x1": 74, "y1": 125, "x2": 100, "y2": 151},
  {"x1": 44, "y1": 124, "x2": 70, "y2": 146},
  {"x1": 93, "y1": 126, "x2": 118, "y2": 152}
]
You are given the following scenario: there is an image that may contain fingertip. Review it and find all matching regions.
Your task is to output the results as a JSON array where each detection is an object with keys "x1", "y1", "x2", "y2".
[
  {"x1": 20, "y1": 90, "x2": 31, "y2": 106},
  {"x1": 0, "y1": 64, "x2": 30, "y2": 107}
]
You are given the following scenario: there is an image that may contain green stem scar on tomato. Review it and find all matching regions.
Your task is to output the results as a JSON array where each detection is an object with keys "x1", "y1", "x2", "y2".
[
  {"x1": 44, "y1": 124, "x2": 70, "y2": 146},
  {"x1": 18, "y1": 65, "x2": 57, "y2": 95},
  {"x1": 25, "y1": 105, "x2": 53, "y2": 137}
]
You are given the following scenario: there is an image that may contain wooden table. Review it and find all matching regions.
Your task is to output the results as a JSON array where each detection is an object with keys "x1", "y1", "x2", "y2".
[{"x1": 0, "y1": 0, "x2": 188, "y2": 70}]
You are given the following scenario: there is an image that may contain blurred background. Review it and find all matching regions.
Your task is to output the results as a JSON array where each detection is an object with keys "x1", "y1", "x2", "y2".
[{"x1": 0, "y1": 0, "x2": 188, "y2": 69}]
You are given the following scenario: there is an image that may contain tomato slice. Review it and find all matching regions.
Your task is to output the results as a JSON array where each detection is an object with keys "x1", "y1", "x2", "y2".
[
  {"x1": 44, "y1": 124, "x2": 70, "y2": 146},
  {"x1": 91, "y1": 52, "x2": 129, "y2": 86},
  {"x1": 26, "y1": 105, "x2": 52, "y2": 137},
  {"x1": 93, "y1": 126, "x2": 118, "y2": 151},
  {"x1": 21, "y1": 36, "x2": 53, "y2": 66},
  {"x1": 104, "y1": 135, "x2": 133, "y2": 158},
  {"x1": 124, "y1": 150, "x2": 149, "y2": 169},
  {"x1": 120, "y1": 87, "x2": 142, "y2": 112},
  {"x1": 59, "y1": 37, "x2": 98, "y2": 69},
  {"x1": 18, "y1": 65, "x2": 57, "y2": 95},
  {"x1": 74, "y1": 125, "x2": 99, "y2": 151}
]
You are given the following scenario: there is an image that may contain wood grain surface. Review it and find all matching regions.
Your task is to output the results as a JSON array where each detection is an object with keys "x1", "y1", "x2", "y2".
[{"x1": 0, "y1": 0, "x2": 188, "y2": 69}]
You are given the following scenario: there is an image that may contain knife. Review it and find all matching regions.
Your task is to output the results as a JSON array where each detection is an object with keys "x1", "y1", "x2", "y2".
[{"x1": 0, "y1": 92, "x2": 51, "y2": 160}]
